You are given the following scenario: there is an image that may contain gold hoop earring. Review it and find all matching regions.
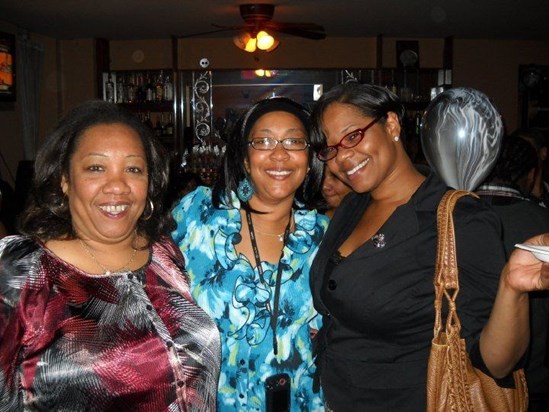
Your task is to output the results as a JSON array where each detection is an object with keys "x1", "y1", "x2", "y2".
[{"x1": 142, "y1": 199, "x2": 154, "y2": 221}]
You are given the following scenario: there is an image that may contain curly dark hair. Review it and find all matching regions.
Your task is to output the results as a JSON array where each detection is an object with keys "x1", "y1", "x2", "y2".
[
  {"x1": 18, "y1": 100, "x2": 174, "y2": 246},
  {"x1": 212, "y1": 96, "x2": 325, "y2": 210},
  {"x1": 310, "y1": 82, "x2": 405, "y2": 153}
]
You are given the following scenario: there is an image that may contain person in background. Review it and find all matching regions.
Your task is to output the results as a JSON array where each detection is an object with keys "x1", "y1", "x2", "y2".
[
  {"x1": 0, "y1": 100, "x2": 220, "y2": 411},
  {"x1": 321, "y1": 166, "x2": 352, "y2": 218},
  {"x1": 309, "y1": 82, "x2": 549, "y2": 411},
  {"x1": 172, "y1": 97, "x2": 328, "y2": 411},
  {"x1": 477, "y1": 136, "x2": 549, "y2": 411},
  {"x1": 512, "y1": 127, "x2": 549, "y2": 207}
]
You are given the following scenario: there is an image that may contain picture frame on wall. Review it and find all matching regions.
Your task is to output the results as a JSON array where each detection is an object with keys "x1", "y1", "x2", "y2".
[{"x1": 0, "y1": 31, "x2": 15, "y2": 102}]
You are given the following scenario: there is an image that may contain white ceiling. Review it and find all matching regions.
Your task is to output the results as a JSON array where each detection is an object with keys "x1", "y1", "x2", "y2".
[{"x1": 0, "y1": 0, "x2": 548, "y2": 41}]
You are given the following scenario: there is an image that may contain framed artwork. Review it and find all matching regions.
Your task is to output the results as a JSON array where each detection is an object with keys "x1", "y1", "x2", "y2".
[{"x1": 0, "y1": 32, "x2": 15, "y2": 102}]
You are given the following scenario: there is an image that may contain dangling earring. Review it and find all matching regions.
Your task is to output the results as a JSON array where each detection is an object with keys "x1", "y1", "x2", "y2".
[
  {"x1": 393, "y1": 135, "x2": 400, "y2": 142},
  {"x1": 142, "y1": 199, "x2": 154, "y2": 221},
  {"x1": 237, "y1": 176, "x2": 255, "y2": 202}
]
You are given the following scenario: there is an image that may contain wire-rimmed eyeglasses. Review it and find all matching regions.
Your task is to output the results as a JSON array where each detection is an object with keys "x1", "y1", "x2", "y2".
[
  {"x1": 248, "y1": 137, "x2": 310, "y2": 151},
  {"x1": 317, "y1": 116, "x2": 384, "y2": 162}
]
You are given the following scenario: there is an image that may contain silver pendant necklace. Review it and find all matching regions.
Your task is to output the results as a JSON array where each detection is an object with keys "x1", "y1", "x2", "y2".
[
  {"x1": 253, "y1": 227, "x2": 286, "y2": 242},
  {"x1": 251, "y1": 211, "x2": 294, "y2": 242},
  {"x1": 79, "y1": 239, "x2": 138, "y2": 275}
]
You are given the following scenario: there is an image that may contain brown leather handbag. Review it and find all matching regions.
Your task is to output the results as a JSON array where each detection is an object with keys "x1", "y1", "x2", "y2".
[{"x1": 426, "y1": 190, "x2": 528, "y2": 411}]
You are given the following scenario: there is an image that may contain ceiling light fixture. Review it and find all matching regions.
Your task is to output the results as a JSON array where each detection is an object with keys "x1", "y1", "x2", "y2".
[
  {"x1": 254, "y1": 69, "x2": 277, "y2": 77},
  {"x1": 233, "y1": 30, "x2": 279, "y2": 53}
]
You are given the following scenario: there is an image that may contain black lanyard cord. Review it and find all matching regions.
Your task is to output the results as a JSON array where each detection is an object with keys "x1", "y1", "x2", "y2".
[{"x1": 245, "y1": 208, "x2": 292, "y2": 355}]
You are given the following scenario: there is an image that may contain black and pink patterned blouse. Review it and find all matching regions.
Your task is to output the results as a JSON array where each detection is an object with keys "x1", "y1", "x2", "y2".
[{"x1": 0, "y1": 235, "x2": 220, "y2": 411}]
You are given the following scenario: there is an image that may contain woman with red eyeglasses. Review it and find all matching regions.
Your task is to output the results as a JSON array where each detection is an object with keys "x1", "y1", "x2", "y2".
[{"x1": 308, "y1": 82, "x2": 549, "y2": 411}]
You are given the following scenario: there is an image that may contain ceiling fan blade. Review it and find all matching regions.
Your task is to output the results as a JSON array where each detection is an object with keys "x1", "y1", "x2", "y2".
[
  {"x1": 266, "y1": 21, "x2": 325, "y2": 31},
  {"x1": 270, "y1": 26, "x2": 326, "y2": 40},
  {"x1": 263, "y1": 21, "x2": 326, "y2": 40},
  {"x1": 178, "y1": 26, "x2": 237, "y2": 38},
  {"x1": 212, "y1": 23, "x2": 247, "y2": 31}
]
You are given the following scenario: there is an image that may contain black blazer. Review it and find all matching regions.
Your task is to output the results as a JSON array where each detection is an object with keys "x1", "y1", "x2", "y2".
[{"x1": 311, "y1": 171, "x2": 507, "y2": 411}]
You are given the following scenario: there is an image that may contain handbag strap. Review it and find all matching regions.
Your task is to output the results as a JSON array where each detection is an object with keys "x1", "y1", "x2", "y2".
[{"x1": 433, "y1": 189, "x2": 480, "y2": 338}]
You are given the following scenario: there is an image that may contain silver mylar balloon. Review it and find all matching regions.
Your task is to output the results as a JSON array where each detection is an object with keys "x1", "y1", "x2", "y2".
[{"x1": 420, "y1": 87, "x2": 503, "y2": 191}]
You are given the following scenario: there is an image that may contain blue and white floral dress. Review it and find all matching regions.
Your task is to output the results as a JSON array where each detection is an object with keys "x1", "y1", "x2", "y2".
[{"x1": 172, "y1": 186, "x2": 328, "y2": 411}]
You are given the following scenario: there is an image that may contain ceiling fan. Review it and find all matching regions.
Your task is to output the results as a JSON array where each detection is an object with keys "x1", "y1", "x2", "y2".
[
  {"x1": 215, "y1": 3, "x2": 326, "y2": 41},
  {"x1": 180, "y1": 4, "x2": 326, "y2": 52}
]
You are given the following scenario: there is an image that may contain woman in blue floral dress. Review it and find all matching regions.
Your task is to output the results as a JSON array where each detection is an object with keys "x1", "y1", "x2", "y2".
[{"x1": 172, "y1": 97, "x2": 328, "y2": 411}]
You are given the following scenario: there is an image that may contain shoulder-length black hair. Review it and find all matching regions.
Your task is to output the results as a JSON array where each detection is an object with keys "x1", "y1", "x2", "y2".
[
  {"x1": 310, "y1": 82, "x2": 405, "y2": 153},
  {"x1": 18, "y1": 99, "x2": 174, "y2": 245},
  {"x1": 212, "y1": 96, "x2": 325, "y2": 210}
]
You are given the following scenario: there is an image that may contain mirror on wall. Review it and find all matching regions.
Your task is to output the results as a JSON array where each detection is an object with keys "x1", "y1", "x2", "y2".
[
  {"x1": 178, "y1": 69, "x2": 343, "y2": 183},
  {"x1": 180, "y1": 69, "x2": 343, "y2": 148}
]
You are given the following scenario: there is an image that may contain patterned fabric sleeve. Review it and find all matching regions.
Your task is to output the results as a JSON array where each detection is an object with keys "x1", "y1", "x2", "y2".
[
  {"x1": 0, "y1": 236, "x2": 44, "y2": 410},
  {"x1": 171, "y1": 187, "x2": 208, "y2": 248}
]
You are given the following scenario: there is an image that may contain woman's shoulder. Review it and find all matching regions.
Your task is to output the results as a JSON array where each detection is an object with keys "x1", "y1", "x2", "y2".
[
  {"x1": 149, "y1": 237, "x2": 189, "y2": 276},
  {"x1": 173, "y1": 186, "x2": 214, "y2": 223},
  {"x1": 175, "y1": 186, "x2": 213, "y2": 209},
  {"x1": 173, "y1": 185, "x2": 239, "y2": 213},
  {"x1": 0, "y1": 235, "x2": 41, "y2": 259},
  {"x1": 151, "y1": 236, "x2": 182, "y2": 257},
  {"x1": 295, "y1": 208, "x2": 329, "y2": 230},
  {"x1": 290, "y1": 209, "x2": 329, "y2": 252},
  {"x1": 452, "y1": 191, "x2": 500, "y2": 222},
  {"x1": 172, "y1": 186, "x2": 241, "y2": 246},
  {"x1": 0, "y1": 236, "x2": 45, "y2": 295}
]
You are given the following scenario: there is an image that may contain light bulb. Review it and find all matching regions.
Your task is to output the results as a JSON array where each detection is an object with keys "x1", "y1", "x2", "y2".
[
  {"x1": 233, "y1": 32, "x2": 257, "y2": 53},
  {"x1": 256, "y1": 30, "x2": 275, "y2": 50},
  {"x1": 244, "y1": 37, "x2": 257, "y2": 53}
]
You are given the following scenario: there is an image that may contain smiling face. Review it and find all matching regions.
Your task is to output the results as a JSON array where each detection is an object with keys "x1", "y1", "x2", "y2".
[
  {"x1": 322, "y1": 167, "x2": 352, "y2": 211},
  {"x1": 321, "y1": 102, "x2": 401, "y2": 194},
  {"x1": 61, "y1": 123, "x2": 149, "y2": 244},
  {"x1": 245, "y1": 110, "x2": 309, "y2": 208}
]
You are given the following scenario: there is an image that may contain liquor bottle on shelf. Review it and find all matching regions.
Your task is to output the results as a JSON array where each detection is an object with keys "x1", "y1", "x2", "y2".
[
  {"x1": 165, "y1": 113, "x2": 174, "y2": 136},
  {"x1": 155, "y1": 71, "x2": 164, "y2": 102},
  {"x1": 145, "y1": 74, "x2": 155, "y2": 102},
  {"x1": 126, "y1": 73, "x2": 136, "y2": 103},
  {"x1": 136, "y1": 73, "x2": 146, "y2": 103},
  {"x1": 154, "y1": 114, "x2": 164, "y2": 137},
  {"x1": 163, "y1": 74, "x2": 174, "y2": 101},
  {"x1": 436, "y1": 69, "x2": 453, "y2": 92},
  {"x1": 144, "y1": 112, "x2": 154, "y2": 130},
  {"x1": 400, "y1": 69, "x2": 413, "y2": 102},
  {"x1": 105, "y1": 73, "x2": 115, "y2": 102},
  {"x1": 388, "y1": 69, "x2": 398, "y2": 96},
  {"x1": 116, "y1": 74, "x2": 124, "y2": 103},
  {"x1": 415, "y1": 111, "x2": 422, "y2": 137}
]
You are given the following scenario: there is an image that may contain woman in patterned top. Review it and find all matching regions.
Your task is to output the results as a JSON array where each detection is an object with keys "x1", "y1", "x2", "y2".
[
  {"x1": 172, "y1": 97, "x2": 329, "y2": 411},
  {"x1": 0, "y1": 100, "x2": 220, "y2": 411}
]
